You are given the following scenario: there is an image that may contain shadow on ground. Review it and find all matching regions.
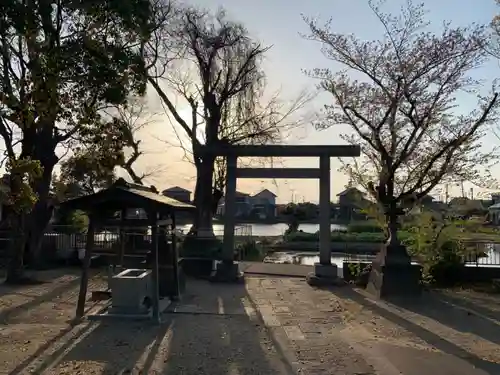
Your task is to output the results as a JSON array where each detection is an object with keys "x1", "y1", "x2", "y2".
[
  {"x1": 328, "y1": 286, "x2": 500, "y2": 375},
  {"x1": 42, "y1": 279, "x2": 292, "y2": 374},
  {"x1": 0, "y1": 268, "x2": 83, "y2": 323},
  {"x1": 432, "y1": 289, "x2": 500, "y2": 322}
]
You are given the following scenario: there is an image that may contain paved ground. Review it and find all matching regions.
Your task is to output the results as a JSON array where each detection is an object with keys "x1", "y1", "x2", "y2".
[
  {"x1": 1, "y1": 267, "x2": 499, "y2": 374},
  {"x1": 240, "y1": 262, "x2": 312, "y2": 277}
]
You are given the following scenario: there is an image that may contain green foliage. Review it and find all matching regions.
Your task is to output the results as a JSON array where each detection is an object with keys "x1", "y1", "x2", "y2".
[
  {"x1": 1, "y1": 0, "x2": 153, "y2": 125},
  {"x1": 56, "y1": 151, "x2": 117, "y2": 197},
  {"x1": 52, "y1": 209, "x2": 88, "y2": 234},
  {"x1": 347, "y1": 262, "x2": 363, "y2": 279},
  {"x1": 0, "y1": 0, "x2": 156, "y2": 206},
  {"x1": 2, "y1": 158, "x2": 43, "y2": 213},
  {"x1": 180, "y1": 235, "x2": 223, "y2": 259},
  {"x1": 284, "y1": 231, "x2": 388, "y2": 243},
  {"x1": 236, "y1": 240, "x2": 263, "y2": 261},
  {"x1": 346, "y1": 222, "x2": 384, "y2": 233},
  {"x1": 282, "y1": 202, "x2": 318, "y2": 220},
  {"x1": 402, "y1": 212, "x2": 469, "y2": 285}
]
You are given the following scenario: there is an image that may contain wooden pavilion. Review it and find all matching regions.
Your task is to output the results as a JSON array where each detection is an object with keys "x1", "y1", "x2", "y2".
[{"x1": 59, "y1": 178, "x2": 196, "y2": 323}]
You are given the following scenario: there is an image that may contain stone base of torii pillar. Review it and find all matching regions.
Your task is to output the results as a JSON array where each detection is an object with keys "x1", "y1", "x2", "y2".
[{"x1": 306, "y1": 263, "x2": 345, "y2": 286}]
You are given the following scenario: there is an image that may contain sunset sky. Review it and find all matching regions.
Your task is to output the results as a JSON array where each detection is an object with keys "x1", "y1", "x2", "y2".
[{"x1": 102, "y1": 0, "x2": 500, "y2": 203}]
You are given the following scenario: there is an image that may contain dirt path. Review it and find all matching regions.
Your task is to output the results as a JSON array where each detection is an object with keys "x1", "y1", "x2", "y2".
[{"x1": 0, "y1": 269, "x2": 292, "y2": 375}]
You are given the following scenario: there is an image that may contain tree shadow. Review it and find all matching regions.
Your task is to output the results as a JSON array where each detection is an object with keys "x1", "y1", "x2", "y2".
[
  {"x1": 44, "y1": 278, "x2": 292, "y2": 374},
  {"x1": 5, "y1": 299, "x2": 104, "y2": 375},
  {"x1": 161, "y1": 279, "x2": 292, "y2": 374},
  {"x1": 0, "y1": 273, "x2": 82, "y2": 323},
  {"x1": 41, "y1": 318, "x2": 174, "y2": 374},
  {"x1": 432, "y1": 289, "x2": 500, "y2": 322},
  {"x1": 329, "y1": 287, "x2": 500, "y2": 375},
  {"x1": 396, "y1": 290, "x2": 500, "y2": 346}
]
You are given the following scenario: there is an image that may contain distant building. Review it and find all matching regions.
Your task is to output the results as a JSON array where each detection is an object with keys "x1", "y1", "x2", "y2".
[
  {"x1": 216, "y1": 189, "x2": 278, "y2": 219},
  {"x1": 250, "y1": 189, "x2": 277, "y2": 219},
  {"x1": 217, "y1": 191, "x2": 252, "y2": 217},
  {"x1": 336, "y1": 187, "x2": 369, "y2": 220},
  {"x1": 448, "y1": 197, "x2": 487, "y2": 217},
  {"x1": 162, "y1": 186, "x2": 192, "y2": 204}
]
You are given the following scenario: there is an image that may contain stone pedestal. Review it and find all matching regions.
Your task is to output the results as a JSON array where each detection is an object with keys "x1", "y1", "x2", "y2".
[
  {"x1": 209, "y1": 260, "x2": 244, "y2": 283},
  {"x1": 306, "y1": 263, "x2": 344, "y2": 286},
  {"x1": 366, "y1": 244, "x2": 422, "y2": 299}
]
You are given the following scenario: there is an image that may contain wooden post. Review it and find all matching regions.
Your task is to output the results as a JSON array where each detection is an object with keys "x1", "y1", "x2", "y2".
[
  {"x1": 118, "y1": 208, "x2": 127, "y2": 268},
  {"x1": 171, "y1": 212, "x2": 180, "y2": 300},
  {"x1": 76, "y1": 213, "x2": 96, "y2": 320},
  {"x1": 149, "y1": 210, "x2": 160, "y2": 324}
]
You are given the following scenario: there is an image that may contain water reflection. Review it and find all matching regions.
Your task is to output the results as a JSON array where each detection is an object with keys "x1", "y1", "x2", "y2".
[
  {"x1": 265, "y1": 247, "x2": 500, "y2": 268},
  {"x1": 179, "y1": 223, "x2": 346, "y2": 237},
  {"x1": 263, "y1": 252, "x2": 375, "y2": 267}
]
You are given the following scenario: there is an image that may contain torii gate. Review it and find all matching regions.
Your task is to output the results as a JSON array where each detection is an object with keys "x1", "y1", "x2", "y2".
[{"x1": 204, "y1": 144, "x2": 361, "y2": 284}]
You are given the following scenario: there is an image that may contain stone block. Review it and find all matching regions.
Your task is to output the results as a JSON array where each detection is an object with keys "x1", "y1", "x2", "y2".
[
  {"x1": 306, "y1": 263, "x2": 345, "y2": 286},
  {"x1": 314, "y1": 263, "x2": 338, "y2": 278},
  {"x1": 366, "y1": 244, "x2": 422, "y2": 299},
  {"x1": 110, "y1": 268, "x2": 152, "y2": 315},
  {"x1": 209, "y1": 261, "x2": 244, "y2": 283}
]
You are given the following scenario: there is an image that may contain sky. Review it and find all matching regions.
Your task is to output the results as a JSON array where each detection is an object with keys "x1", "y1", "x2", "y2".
[{"x1": 124, "y1": 0, "x2": 500, "y2": 204}]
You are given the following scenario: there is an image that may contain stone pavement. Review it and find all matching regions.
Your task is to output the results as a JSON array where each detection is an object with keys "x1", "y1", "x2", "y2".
[
  {"x1": 245, "y1": 277, "x2": 376, "y2": 375},
  {"x1": 240, "y1": 262, "x2": 312, "y2": 278},
  {"x1": 244, "y1": 276, "x2": 500, "y2": 375}
]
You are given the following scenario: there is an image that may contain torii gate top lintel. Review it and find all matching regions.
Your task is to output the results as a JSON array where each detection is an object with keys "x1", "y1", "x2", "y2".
[{"x1": 202, "y1": 144, "x2": 361, "y2": 158}]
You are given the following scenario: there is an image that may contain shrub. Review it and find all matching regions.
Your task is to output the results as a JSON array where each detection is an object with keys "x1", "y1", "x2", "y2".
[
  {"x1": 180, "y1": 234, "x2": 223, "y2": 259},
  {"x1": 52, "y1": 209, "x2": 88, "y2": 234},
  {"x1": 284, "y1": 231, "x2": 318, "y2": 242},
  {"x1": 236, "y1": 240, "x2": 263, "y2": 261},
  {"x1": 404, "y1": 212, "x2": 467, "y2": 285},
  {"x1": 347, "y1": 222, "x2": 384, "y2": 233},
  {"x1": 426, "y1": 240, "x2": 466, "y2": 286},
  {"x1": 284, "y1": 231, "x2": 386, "y2": 243}
]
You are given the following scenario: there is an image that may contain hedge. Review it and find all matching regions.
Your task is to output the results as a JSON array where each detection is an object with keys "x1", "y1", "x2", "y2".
[{"x1": 284, "y1": 230, "x2": 412, "y2": 243}]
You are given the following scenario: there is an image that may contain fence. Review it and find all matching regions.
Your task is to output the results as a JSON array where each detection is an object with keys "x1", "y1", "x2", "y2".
[
  {"x1": 462, "y1": 242, "x2": 500, "y2": 267},
  {"x1": 341, "y1": 243, "x2": 500, "y2": 267},
  {"x1": 0, "y1": 224, "x2": 254, "y2": 262}
]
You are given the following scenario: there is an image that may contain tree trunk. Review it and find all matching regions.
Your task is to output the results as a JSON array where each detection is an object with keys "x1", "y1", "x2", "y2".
[
  {"x1": 25, "y1": 152, "x2": 57, "y2": 269},
  {"x1": 387, "y1": 210, "x2": 400, "y2": 247},
  {"x1": 190, "y1": 157, "x2": 215, "y2": 237},
  {"x1": 4, "y1": 214, "x2": 27, "y2": 284},
  {"x1": 26, "y1": 202, "x2": 54, "y2": 268}
]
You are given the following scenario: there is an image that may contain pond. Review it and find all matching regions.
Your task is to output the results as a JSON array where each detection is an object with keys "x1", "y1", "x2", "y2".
[
  {"x1": 179, "y1": 223, "x2": 346, "y2": 237},
  {"x1": 263, "y1": 251, "x2": 376, "y2": 267},
  {"x1": 264, "y1": 247, "x2": 500, "y2": 268}
]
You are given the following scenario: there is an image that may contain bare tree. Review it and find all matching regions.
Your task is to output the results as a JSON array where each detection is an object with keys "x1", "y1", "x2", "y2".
[
  {"x1": 488, "y1": 0, "x2": 500, "y2": 59},
  {"x1": 110, "y1": 99, "x2": 164, "y2": 184},
  {"x1": 305, "y1": 1, "x2": 499, "y2": 257},
  {"x1": 148, "y1": 7, "x2": 309, "y2": 235}
]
